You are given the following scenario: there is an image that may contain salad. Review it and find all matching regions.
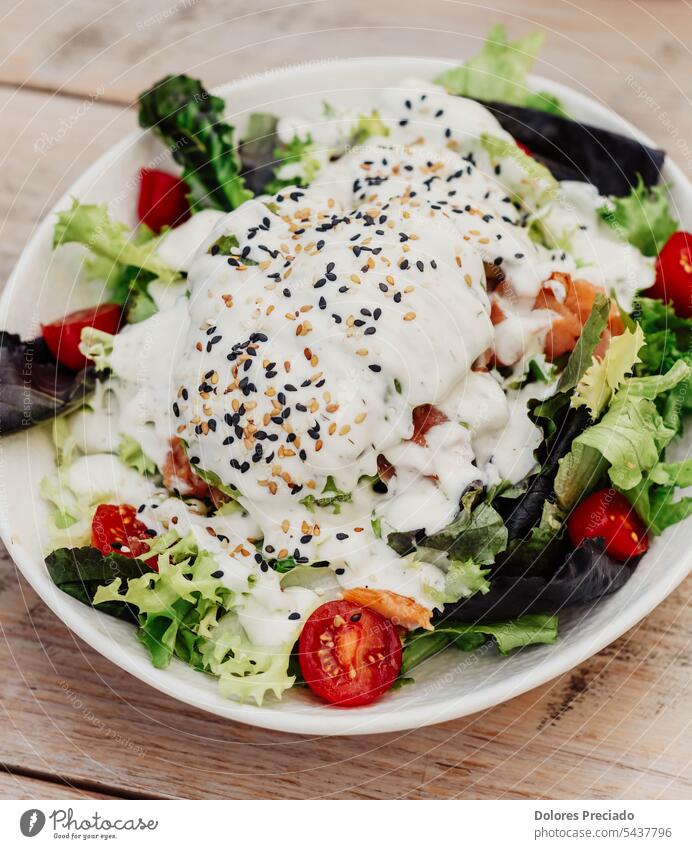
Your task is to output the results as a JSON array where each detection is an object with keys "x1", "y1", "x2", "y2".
[{"x1": 2, "y1": 26, "x2": 690, "y2": 708}]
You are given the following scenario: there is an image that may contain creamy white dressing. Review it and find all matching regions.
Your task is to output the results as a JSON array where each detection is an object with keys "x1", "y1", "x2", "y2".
[
  {"x1": 156, "y1": 210, "x2": 226, "y2": 271},
  {"x1": 51, "y1": 79, "x2": 656, "y2": 645},
  {"x1": 535, "y1": 181, "x2": 655, "y2": 310}
]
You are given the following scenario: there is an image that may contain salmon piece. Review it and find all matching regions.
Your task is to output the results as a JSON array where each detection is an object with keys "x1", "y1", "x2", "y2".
[
  {"x1": 535, "y1": 286, "x2": 582, "y2": 360},
  {"x1": 538, "y1": 274, "x2": 623, "y2": 361},
  {"x1": 162, "y1": 437, "x2": 228, "y2": 505},
  {"x1": 565, "y1": 276, "x2": 624, "y2": 335},
  {"x1": 411, "y1": 403, "x2": 448, "y2": 446},
  {"x1": 489, "y1": 298, "x2": 506, "y2": 326},
  {"x1": 342, "y1": 587, "x2": 433, "y2": 631},
  {"x1": 374, "y1": 404, "x2": 447, "y2": 483}
]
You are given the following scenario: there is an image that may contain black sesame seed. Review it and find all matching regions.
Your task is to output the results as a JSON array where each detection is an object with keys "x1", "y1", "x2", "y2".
[
  {"x1": 336, "y1": 532, "x2": 349, "y2": 540},
  {"x1": 368, "y1": 364, "x2": 382, "y2": 373}
]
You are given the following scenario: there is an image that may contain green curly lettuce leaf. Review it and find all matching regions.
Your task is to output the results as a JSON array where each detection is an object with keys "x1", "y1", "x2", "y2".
[
  {"x1": 555, "y1": 360, "x2": 690, "y2": 508},
  {"x1": 623, "y1": 459, "x2": 692, "y2": 535},
  {"x1": 572, "y1": 324, "x2": 645, "y2": 417},
  {"x1": 598, "y1": 176, "x2": 678, "y2": 257},
  {"x1": 630, "y1": 297, "x2": 692, "y2": 431},
  {"x1": 54, "y1": 199, "x2": 178, "y2": 285},
  {"x1": 199, "y1": 611, "x2": 295, "y2": 704},
  {"x1": 435, "y1": 25, "x2": 565, "y2": 115},
  {"x1": 424, "y1": 559, "x2": 491, "y2": 606},
  {"x1": 117, "y1": 435, "x2": 158, "y2": 477}
]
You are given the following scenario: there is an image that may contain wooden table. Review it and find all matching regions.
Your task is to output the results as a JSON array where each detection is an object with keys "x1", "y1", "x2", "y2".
[{"x1": 1, "y1": 0, "x2": 690, "y2": 800}]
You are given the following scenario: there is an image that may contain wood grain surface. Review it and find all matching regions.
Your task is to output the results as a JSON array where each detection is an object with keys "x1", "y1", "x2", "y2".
[{"x1": 0, "y1": 0, "x2": 691, "y2": 800}]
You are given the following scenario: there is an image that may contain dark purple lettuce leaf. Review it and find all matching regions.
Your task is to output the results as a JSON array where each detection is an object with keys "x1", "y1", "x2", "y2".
[
  {"x1": 239, "y1": 113, "x2": 280, "y2": 195},
  {"x1": 496, "y1": 406, "x2": 591, "y2": 540},
  {"x1": 481, "y1": 101, "x2": 665, "y2": 196},
  {"x1": 436, "y1": 538, "x2": 638, "y2": 622},
  {"x1": 0, "y1": 331, "x2": 95, "y2": 435}
]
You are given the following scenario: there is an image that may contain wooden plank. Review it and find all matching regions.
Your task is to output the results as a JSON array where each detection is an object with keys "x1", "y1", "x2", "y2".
[
  {"x1": 0, "y1": 0, "x2": 689, "y2": 155},
  {"x1": 0, "y1": 771, "x2": 115, "y2": 800},
  {"x1": 1, "y1": 546, "x2": 690, "y2": 799}
]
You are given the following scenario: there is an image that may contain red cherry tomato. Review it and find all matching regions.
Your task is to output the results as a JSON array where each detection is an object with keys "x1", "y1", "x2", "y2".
[
  {"x1": 298, "y1": 600, "x2": 402, "y2": 706},
  {"x1": 91, "y1": 504, "x2": 157, "y2": 568},
  {"x1": 137, "y1": 168, "x2": 190, "y2": 233},
  {"x1": 567, "y1": 489, "x2": 649, "y2": 562},
  {"x1": 648, "y1": 231, "x2": 692, "y2": 317},
  {"x1": 42, "y1": 303, "x2": 122, "y2": 371},
  {"x1": 411, "y1": 403, "x2": 448, "y2": 446}
]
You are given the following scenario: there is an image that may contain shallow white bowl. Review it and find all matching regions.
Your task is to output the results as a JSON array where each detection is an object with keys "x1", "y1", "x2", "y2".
[{"x1": 1, "y1": 58, "x2": 690, "y2": 736}]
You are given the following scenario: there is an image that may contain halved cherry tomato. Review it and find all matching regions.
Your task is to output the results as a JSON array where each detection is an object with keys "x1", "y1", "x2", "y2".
[
  {"x1": 516, "y1": 141, "x2": 534, "y2": 158},
  {"x1": 91, "y1": 504, "x2": 157, "y2": 568},
  {"x1": 42, "y1": 303, "x2": 122, "y2": 371},
  {"x1": 411, "y1": 403, "x2": 448, "y2": 446},
  {"x1": 298, "y1": 600, "x2": 402, "y2": 706},
  {"x1": 567, "y1": 489, "x2": 649, "y2": 562},
  {"x1": 137, "y1": 168, "x2": 190, "y2": 233},
  {"x1": 647, "y1": 231, "x2": 692, "y2": 317}
]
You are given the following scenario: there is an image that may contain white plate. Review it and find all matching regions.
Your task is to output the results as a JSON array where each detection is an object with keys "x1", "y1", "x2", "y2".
[{"x1": 1, "y1": 58, "x2": 690, "y2": 736}]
